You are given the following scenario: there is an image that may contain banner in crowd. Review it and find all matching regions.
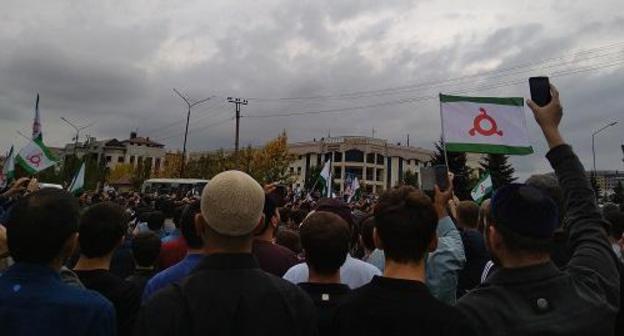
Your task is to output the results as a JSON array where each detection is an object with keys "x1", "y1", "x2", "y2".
[
  {"x1": 32, "y1": 93, "x2": 42, "y2": 141},
  {"x1": 16, "y1": 138, "x2": 57, "y2": 174},
  {"x1": 319, "y1": 159, "x2": 332, "y2": 197},
  {"x1": 69, "y1": 161, "x2": 85, "y2": 194},
  {"x1": 440, "y1": 94, "x2": 533, "y2": 155},
  {"x1": 471, "y1": 172, "x2": 493, "y2": 203},
  {"x1": 0, "y1": 146, "x2": 16, "y2": 189},
  {"x1": 345, "y1": 174, "x2": 361, "y2": 203}
]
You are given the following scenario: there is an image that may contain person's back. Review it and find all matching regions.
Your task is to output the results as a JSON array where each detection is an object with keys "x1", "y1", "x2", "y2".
[
  {"x1": 457, "y1": 86, "x2": 621, "y2": 335},
  {"x1": 335, "y1": 185, "x2": 476, "y2": 335},
  {"x1": 455, "y1": 200, "x2": 490, "y2": 296},
  {"x1": 74, "y1": 201, "x2": 141, "y2": 336},
  {"x1": 0, "y1": 188, "x2": 115, "y2": 336},
  {"x1": 136, "y1": 171, "x2": 316, "y2": 336},
  {"x1": 297, "y1": 212, "x2": 352, "y2": 335},
  {"x1": 126, "y1": 231, "x2": 161, "y2": 295}
]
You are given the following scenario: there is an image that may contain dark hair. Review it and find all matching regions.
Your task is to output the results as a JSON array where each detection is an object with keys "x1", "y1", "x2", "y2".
[
  {"x1": 132, "y1": 232, "x2": 161, "y2": 267},
  {"x1": 6, "y1": 189, "x2": 80, "y2": 264},
  {"x1": 290, "y1": 209, "x2": 308, "y2": 226},
  {"x1": 315, "y1": 198, "x2": 358, "y2": 248},
  {"x1": 374, "y1": 186, "x2": 438, "y2": 263},
  {"x1": 147, "y1": 211, "x2": 166, "y2": 231},
  {"x1": 300, "y1": 211, "x2": 350, "y2": 275},
  {"x1": 278, "y1": 207, "x2": 291, "y2": 224},
  {"x1": 79, "y1": 202, "x2": 128, "y2": 258},
  {"x1": 180, "y1": 201, "x2": 203, "y2": 249},
  {"x1": 457, "y1": 201, "x2": 479, "y2": 229},
  {"x1": 275, "y1": 228, "x2": 302, "y2": 254},
  {"x1": 258, "y1": 193, "x2": 279, "y2": 235},
  {"x1": 359, "y1": 216, "x2": 376, "y2": 251},
  {"x1": 604, "y1": 211, "x2": 624, "y2": 240}
]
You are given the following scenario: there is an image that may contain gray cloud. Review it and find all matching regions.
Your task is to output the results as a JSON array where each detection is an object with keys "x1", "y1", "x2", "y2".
[{"x1": 0, "y1": 1, "x2": 623, "y2": 178}]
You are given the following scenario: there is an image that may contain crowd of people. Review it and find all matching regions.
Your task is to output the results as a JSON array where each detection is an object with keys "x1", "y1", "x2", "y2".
[{"x1": 0, "y1": 84, "x2": 623, "y2": 335}]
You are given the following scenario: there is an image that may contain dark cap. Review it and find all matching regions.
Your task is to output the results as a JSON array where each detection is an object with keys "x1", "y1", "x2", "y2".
[
  {"x1": 315, "y1": 198, "x2": 355, "y2": 229},
  {"x1": 491, "y1": 184, "x2": 559, "y2": 239}
]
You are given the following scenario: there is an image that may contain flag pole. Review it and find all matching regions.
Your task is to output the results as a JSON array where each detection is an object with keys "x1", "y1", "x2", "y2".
[{"x1": 439, "y1": 94, "x2": 450, "y2": 173}]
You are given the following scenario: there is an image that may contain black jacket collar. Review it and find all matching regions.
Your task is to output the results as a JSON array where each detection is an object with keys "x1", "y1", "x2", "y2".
[
  {"x1": 485, "y1": 261, "x2": 561, "y2": 285},
  {"x1": 193, "y1": 253, "x2": 259, "y2": 272}
]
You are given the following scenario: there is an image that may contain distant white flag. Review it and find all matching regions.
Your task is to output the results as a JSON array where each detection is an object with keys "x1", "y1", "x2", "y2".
[
  {"x1": 16, "y1": 138, "x2": 57, "y2": 174},
  {"x1": 0, "y1": 146, "x2": 16, "y2": 189},
  {"x1": 33, "y1": 93, "x2": 42, "y2": 141},
  {"x1": 319, "y1": 159, "x2": 332, "y2": 197},
  {"x1": 471, "y1": 172, "x2": 493, "y2": 203},
  {"x1": 440, "y1": 94, "x2": 533, "y2": 155},
  {"x1": 347, "y1": 176, "x2": 361, "y2": 203},
  {"x1": 69, "y1": 162, "x2": 85, "y2": 194}
]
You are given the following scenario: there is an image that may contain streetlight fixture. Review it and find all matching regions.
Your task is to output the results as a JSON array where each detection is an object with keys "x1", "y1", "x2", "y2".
[
  {"x1": 173, "y1": 89, "x2": 212, "y2": 177},
  {"x1": 60, "y1": 117, "x2": 95, "y2": 155},
  {"x1": 592, "y1": 121, "x2": 618, "y2": 174}
]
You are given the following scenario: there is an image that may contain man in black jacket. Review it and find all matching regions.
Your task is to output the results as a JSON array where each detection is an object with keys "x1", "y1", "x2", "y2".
[
  {"x1": 457, "y1": 84, "x2": 621, "y2": 335},
  {"x1": 135, "y1": 171, "x2": 316, "y2": 336}
]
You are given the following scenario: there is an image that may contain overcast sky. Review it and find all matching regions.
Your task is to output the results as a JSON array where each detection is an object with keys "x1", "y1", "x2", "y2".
[{"x1": 1, "y1": 0, "x2": 623, "y2": 180}]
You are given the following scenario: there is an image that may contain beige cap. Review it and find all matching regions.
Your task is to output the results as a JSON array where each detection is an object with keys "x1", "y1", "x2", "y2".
[{"x1": 200, "y1": 170, "x2": 265, "y2": 236}]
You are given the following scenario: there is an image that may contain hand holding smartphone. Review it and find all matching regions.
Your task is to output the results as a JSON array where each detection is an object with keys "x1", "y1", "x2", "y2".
[{"x1": 529, "y1": 76, "x2": 552, "y2": 107}]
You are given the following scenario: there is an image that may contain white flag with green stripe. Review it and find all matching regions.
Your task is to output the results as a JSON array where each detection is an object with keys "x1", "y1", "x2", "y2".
[
  {"x1": 16, "y1": 138, "x2": 57, "y2": 174},
  {"x1": 440, "y1": 94, "x2": 533, "y2": 155},
  {"x1": 471, "y1": 172, "x2": 493, "y2": 203},
  {"x1": 69, "y1": 162, "x2": 85, "y2": 194}
]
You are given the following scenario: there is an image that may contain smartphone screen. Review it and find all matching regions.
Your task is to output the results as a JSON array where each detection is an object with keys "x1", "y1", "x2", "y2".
[
  {"x1": 421, "y1": 167, "x2": 435, "y2": 192},
  {"x1": 529, "y1": 76, "x2": 552, "y2": 107},
  {"x1": 434, "y1": 165, "x2": 449, "y2": 191}
]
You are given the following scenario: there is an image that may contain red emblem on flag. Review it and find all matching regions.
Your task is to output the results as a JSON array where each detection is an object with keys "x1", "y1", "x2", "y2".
[
  {"x1": 469, "y1": 108, "x2": 503, "y2": 137},
  {"x1": 27, "y1": 153, "x2": 42, "y2": 167}
]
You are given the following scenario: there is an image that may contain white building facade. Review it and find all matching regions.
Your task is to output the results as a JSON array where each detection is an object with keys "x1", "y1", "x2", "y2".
[{"x1": 288, "y1": 136, "x2": 433, "y2": 193}]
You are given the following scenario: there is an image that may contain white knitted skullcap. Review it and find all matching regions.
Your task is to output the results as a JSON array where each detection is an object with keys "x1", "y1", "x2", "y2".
[{"x1": 200, "y1": 170, "x2": 265, "y2": 236}]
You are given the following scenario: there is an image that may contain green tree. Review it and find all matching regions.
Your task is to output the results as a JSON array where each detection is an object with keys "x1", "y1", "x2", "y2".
[
  {"x1": 430, "y1": 138, "x2": 472, "y2": 200},
  {"x1": 590, "y1": 173, "x2": 601, "y2": 202},
  {"x1": 131, "y1": 158, "x2": 151, "y2": 190},
  {"x1": 305, "y1": 165, "x2": 322, "y2": 191},
  {"x1": 479, "y1": 154, "x2": 517, "y2": 189}
]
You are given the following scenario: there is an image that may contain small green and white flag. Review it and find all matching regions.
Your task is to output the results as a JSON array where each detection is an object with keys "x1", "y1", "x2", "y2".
[
  {"x1": 347, "y1": 176, "x2": 361, "y2": 203},
  {"x1": 69, "y1": 161, "x2": 85, "y2": 194},
  {"x1": 440, "y1": 94, "x2": 533, "y2": 155},
  {"x1": 1, "y1": 146, "x2": 16, "y2": 189},
  {"x1": 471, "y1": 172, "x2": 493, "y2": 203},
  {"x1": 16, "y1": 138, "x2": 57, "y2": 174},
  {"x1": 319, "y1": 159, "x2": 332, "y2": 197}
]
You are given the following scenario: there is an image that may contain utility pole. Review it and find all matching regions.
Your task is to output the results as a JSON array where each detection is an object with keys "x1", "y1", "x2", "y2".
[
  {"x1": 227, "y1": 97, "x2": 248, "y2": 153},
  {"x1": 173, "y1": 89, "x2": 212, "y2": 177}
]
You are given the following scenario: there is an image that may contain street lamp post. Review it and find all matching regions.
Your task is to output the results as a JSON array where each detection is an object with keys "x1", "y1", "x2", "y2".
[
  {"x1": 592, "y1": 121, "x2": 618, "y2": 174},
  {"x1": 173, "y1": 89, "x2": 212, "y2": 177},
  {"x1": 60, "y1": 117, "x2": 95, "y2": 155}
]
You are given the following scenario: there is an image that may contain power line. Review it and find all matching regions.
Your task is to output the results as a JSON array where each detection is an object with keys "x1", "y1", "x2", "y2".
[
  {"x1": 242, "y1": 58, "x2": 624, "y2": 119},
  {"x1": 246, "y1": 41, "x2": 624, "y2": 102}
]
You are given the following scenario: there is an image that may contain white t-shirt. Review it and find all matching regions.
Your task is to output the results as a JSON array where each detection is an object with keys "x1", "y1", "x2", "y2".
[{"x1": 283, "y1": 255, "x2": 381, "y2": 289}]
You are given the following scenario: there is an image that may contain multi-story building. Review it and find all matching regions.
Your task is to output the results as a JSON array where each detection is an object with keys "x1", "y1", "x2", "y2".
[
  {"x1": 62, "y1": 132, "x2": 166, "y2": 174},
  {"x1": 288, "y1": 136, "x2": 433, "y2": 193},
  {"x1": 589, "y1": 170, "x2": 624, "y2": 192}
]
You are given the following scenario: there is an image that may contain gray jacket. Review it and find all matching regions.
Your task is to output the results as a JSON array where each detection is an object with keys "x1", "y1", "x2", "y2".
[{"x1": 457, "y1": 144, "x2": 620, "y2": 335}]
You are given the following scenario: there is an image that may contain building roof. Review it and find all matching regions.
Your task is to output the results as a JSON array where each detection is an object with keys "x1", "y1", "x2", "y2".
[{"x1": 121, "y1": 136, "x2": 164, "y2": 148}]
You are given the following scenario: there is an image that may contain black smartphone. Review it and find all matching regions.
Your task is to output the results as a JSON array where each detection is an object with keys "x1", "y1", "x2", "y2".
[
  {"x1": 529, "y1": 76, "x2": 552, "y2": 107},
  {"x1": 434, "y1": 165, "x2": 449, "y2": 191}
]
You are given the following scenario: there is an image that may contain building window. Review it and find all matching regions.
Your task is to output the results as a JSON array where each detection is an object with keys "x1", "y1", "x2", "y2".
[
  {"x1": 297, "y1": 167, "x2": 302, "y2": 175},
  {"x1": 333, "y1": 151, "x2": 343, "y2": 162},
  {"x1": 366, "y1": 153, "x2": 375, "y2": 163},
  {"x1": 298, "y1": 155, "x2": 303, "y2": 160},
  {"x1": 105, "y1": 156, "x2": 112, "y2": 163},
  {"x1": 376, "y1": 154, "x2": 384, "y2": 165},
  {"x1": 155, "y1": 158, "x2": 161, "y2": 171},
  {"x1": 334, "y1": 167, "x2": 342, "y2": 179},
  {"x1": 345, "y1": 150, "x2": 364, "y2": 163},
  {"x1": 118, "y1": 156, "x2": 125, "y2": 163},
  {"x1": 289, "y1": 167, "x2": 294, "y2": 174},
  {"x1": 130, "y1": 156, "x2": 135, "y2": 164},
  {"x1": 377, "y1": 169, "x2": 384, "y2": 181},
  {"x1": 345, "y1": 167, "x2": 363, "y2": 180},
  {"x1": 366, "y1": 167, "x2": 374, "y2": 181}
]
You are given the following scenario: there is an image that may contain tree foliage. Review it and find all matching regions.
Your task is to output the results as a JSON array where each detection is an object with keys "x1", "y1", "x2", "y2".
[
  {"x1": 108, "y1": 163, "x2": 134, "y2": 183},
  {"x1": 479, "y1": 154, "x2": 517, "y2": 189},
  {"x1": 305, "y1": 165, "x2": 322, "y2": 191},
  {"x1": 430, "y1": 138, "x2": 472, "y2": 200},
  {"x1": 402, "y1": 170, "x2": 420, "y2": 188},
  {"x1": 611, "y1": 181, "x2": 623, "y2": 205}
]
